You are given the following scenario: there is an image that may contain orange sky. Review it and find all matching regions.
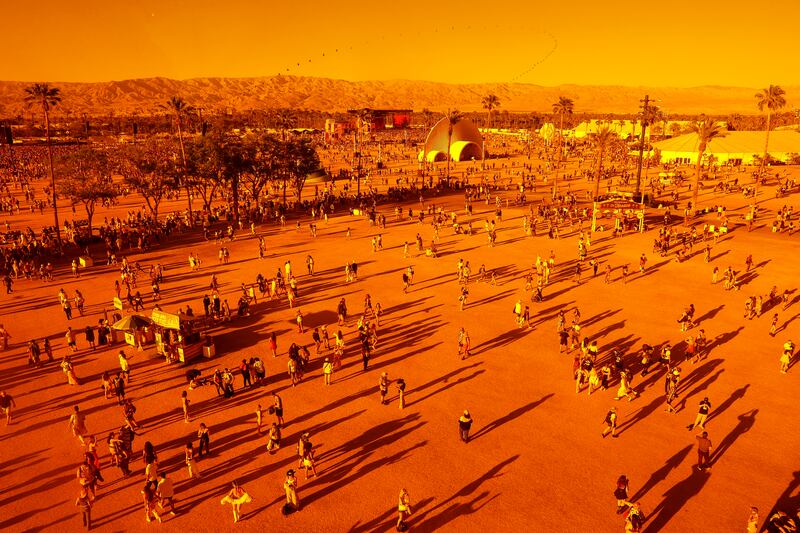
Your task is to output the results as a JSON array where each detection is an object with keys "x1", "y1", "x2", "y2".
[{"x1": 4, "y1": 0, "x2": 800, "y2": 87}]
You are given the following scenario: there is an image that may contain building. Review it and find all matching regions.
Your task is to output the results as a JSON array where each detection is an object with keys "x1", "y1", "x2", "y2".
[
  {"x1": 347, "y1": 109, "x2": 412, "y2": 131},
  {"x1": 652, "y1": 130, "x2": 800, "y2": 166},
  {"x1": 420, "y1": 117, "x2": 483, "y2": 163}
]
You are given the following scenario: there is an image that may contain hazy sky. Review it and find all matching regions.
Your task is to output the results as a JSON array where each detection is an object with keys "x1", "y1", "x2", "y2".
[{"x1": 5, "y1": 0, "x2": 800, "y2": 87}]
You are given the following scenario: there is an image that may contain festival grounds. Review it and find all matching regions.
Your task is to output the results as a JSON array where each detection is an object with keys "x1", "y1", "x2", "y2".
[{"x1": 1, "y1": 150, "x2": 799, "y2": 532}]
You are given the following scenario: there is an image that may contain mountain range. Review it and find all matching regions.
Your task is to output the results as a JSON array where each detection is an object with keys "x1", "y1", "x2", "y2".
[{"x1": 0, "y1": 76, "x2": 795, "y2": 117}]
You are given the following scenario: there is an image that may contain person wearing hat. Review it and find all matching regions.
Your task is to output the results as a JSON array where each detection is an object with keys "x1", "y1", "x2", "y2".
[
  {"x1": 322, "y1": 358, "x2": 333, "y2": 385},
  {"x1": 458, "y1": 410, "x2": 473, "y2": 442},
  {"x1": 379, "y1": 372, "x2": 390, "y2": 404},
  {"x1": 602, "y1": 407, "x2": 618, "y2": 438},
  {"x1": 284, "y1": 469, "x2": 299, "y2": 511},
  {"x1": 687, "y1": 397, "x2": 711, "y2": 431}
]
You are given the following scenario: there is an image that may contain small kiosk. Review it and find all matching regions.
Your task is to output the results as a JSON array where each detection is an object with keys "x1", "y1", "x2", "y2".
[
  {"x1": 111, "y1": 314, "x2": 154, "y2": 348},
  {"x1": 151, "y1": 309, "x2": 214, "y2": 363}
]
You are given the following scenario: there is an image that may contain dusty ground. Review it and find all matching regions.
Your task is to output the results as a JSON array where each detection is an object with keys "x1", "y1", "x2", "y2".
[{"x1": 1, "y1": 151, "x2": 799, "y2": 533}]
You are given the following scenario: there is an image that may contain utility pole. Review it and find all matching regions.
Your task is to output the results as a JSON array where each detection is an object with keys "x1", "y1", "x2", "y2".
[{"x1": 635, "y1": 94, "x2": 650, "y2": 198}]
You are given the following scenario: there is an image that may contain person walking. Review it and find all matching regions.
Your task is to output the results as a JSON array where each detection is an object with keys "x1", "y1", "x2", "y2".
[
  {"x1": 157, "y1": 472, "x2": 177, "y2": 516},
  {"x1": 322, "y1": 358, "x2": 333, "y2": 385},
  {"x1": 283, "y1": 470, "x2": 300, "y2": 512},
  {"x1": 0, "y1": 391, "x2": 16, "y2": 425},
  {"x1": 746, "y1": 507, "x2": 759, "y2": 533},
  {"x1": 142, "y1": 482, "x2": 163, "y2": 523},
  {"x1": 61, "y1": 356, "x2": 80, "y2": 386},
  {"x1": 687, "y1": 397, "x2": 711, "y2": 430},
  {"x1": 396, "y1": 378, "x2": 406, "y2": 409},
  {"x1": 614, "y1": 475, "x2": 632, "y2": 514},
  {"x1": 458, "y1": 410, "x2": 473, "y2": 443},
  {"x1": 266, "y1": 423, "x2": 281, "y2": 454},
  {"x1": 75, "y1": 487, "x2": 93, "y2": 530},
  {"x1": 695, "y1": 431, "x2": 713, "y2": 470},
  {"x1": 780, "y1": 340, "x2": 793, "y2": 373},
  {"x1": 221, "y1": 481, "x2": 252, "y2": 523},
  {"x1": 185, "y1": 442, "x2": 200, "y2": 478},
  {"x1": 197, "y1": 423, "x2": 211, "y2": 457},
  {"x1": 118, "y1": 351, "x2": 131, "y2": 382},
  {"x1": 272, "y1": 392, "x2": 284, "y2": 427},
  {"x1": 65, "y1": 327, "x2": 77, "y2": 352},
  {"x1": 181, "y1": 391, "x2": 190, "y2": 423},
  {"x1": 397, "y1": 488, "x2": 412, "y2": 531},
  {"x1": 602, "y1": 407, "x2": 619, "y2": 438},
  {"x1": 379, "y1": 372, "x2": 390, "y2": 404},
  {"x1": 0, "y1": 324, "x2": 11, "y2": 351}
]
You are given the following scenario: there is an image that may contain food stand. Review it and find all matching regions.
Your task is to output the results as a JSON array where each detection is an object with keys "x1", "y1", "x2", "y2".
[
  {"x1": 151, "y1": 309, "x2": 214, "y2": 363},
  {"x1": 111, "y1": 315, "x2": 154, "y2": 348}
]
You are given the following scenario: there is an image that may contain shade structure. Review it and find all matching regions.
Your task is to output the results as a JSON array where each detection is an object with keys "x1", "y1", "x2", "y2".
[
  {"x1": 112, "y1": 314, "x2": 152, "y2": 331},
  {"x1": 652, "y1": 130, "x2": 800, "y2": 165},
  {"x1": 423, "y1": 117, "x2": 484, "y2": 162}
]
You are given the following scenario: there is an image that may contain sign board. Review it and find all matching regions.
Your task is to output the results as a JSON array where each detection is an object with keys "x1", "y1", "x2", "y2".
[
  {"x1": 113, "y1": 297, "x2": 124, "y2": 310},
  {"x1": 151, "y1": 309, "x2": 181, "y2": 329},
  {"x1": 599, "y1": 200, "x2": 641, "y2": 210}
]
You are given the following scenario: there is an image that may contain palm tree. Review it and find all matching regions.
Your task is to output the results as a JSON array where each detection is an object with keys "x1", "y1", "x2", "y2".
[
  {"x1": 481, "y1": 94, "x2": 501, "y2": 128},
  {"x1": 591, "y1": 127, "x2": 616, "y2": 200},
  {"x1": 354, "y1": 109, "x2": 372, "y2": 196},
  {"x1": 274, "y1": 109, "x2": 295, "y2": 142},
  {"x1": 688, "y1": 118, "x2": 725, "y2": 211},
  {"x1": 445, "y1": 109, "x2": 465, "y2": 181},
  {"x1": 551, "y1": 96, "x2": 574, "y2": 146},
  {"x1": 755, "y1": 85, "x2": 787, "y2": 182},
  {"x1": 164, "y1": 96, "x2": 193, "y2": 218},
  {"x1": 24, "y1": 83, "x2": 62, "y2": 243}
]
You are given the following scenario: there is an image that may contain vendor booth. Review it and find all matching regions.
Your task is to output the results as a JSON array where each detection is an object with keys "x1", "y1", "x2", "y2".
[
  {"x1": 151, "y1": 309, "x2": 214, "y2": 363},
  {"x1": 111, "y1": 314, "x2": 154, "y2": 348}
]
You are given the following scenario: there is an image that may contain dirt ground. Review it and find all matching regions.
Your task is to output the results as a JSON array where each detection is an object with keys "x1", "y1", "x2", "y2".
[{"x1": 1, "y1": 150, "x2": 799, "y2": 533}]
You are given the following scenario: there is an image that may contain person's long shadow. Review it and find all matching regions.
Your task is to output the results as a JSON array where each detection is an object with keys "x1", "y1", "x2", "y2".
[
  {"x1": 410, "y1": 455, "x2": 519, "y2": 530},
  {"x1": 643, "y1": 467, "x2": 711, "y2": 532},
  {"x1": 616, "y1": 395, "x2": 663, "y2": 436},
  {"x1": 468, "y1": 394, "x2": 554, "y2": 442},
  {"x1": 694, "y1": 304, "x2": 725, "y2": 325},
  {"x1": 707, "y1": 384, "x2": 749, "y2": 423},
  {"x1": 710, "y1": 408, "x2": 758, "y2": 467},
  {"x1": 630, "y1": 444, "x2": 693, "y2": 502},
  {"x1": 760, "y1": 470, "x2": 800, "y2": 532}
]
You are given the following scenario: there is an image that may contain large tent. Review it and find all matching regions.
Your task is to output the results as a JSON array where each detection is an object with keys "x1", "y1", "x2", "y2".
[
  {"x1": 420, "y1": 117, "x2": 483, "y2": 163},
  {"x1": 652, "y1": 131, "x2": 800, "y2": 165}
]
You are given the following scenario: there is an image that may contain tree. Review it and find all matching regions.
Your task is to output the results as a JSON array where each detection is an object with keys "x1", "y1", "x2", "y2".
[
  {"x1": 24, "y1": 83, "x2": 62, "y2": 242},
  {"x1": 755, "y1": 85, "x2": 787, "y2": 181},
  {"x1": 688, "y1": 118, "x2": 725, "y2": 210},
  {"x1": 551, "y1": 96, "x2": 574, "y2": 141},
  {"x1": 421, "y1": 108, "x2": 435, "y2": 127},
  {"x1": 670, "y1": 123, "x2": 682, "y2": 137},
  {"x1": 445, "y1": 109, "x2": 465, "y2": 181},
  {"x1": 119, "y1": 139, "x2": 181, "y2": 221},
  {"x1": 551, "y1": 96, "x2": 574, "y2": 196},
  {"x1": 273, "y1": 109, "x2": 295, "y2": 142},
  {"x1": 57, "y1": 146, "x2": 118, "y2": 236},
  {"x1": 591, "y1": 127, "x2": 617, "y2": 200},
  {"x1": 185, "y1": 135, "x2": 223, "y2": 212},
  {"x1": 164, "y1": 96, "x2": 194, "y2": 217},
  {"x1": 243, "y1": 133, "x2": 281, "y2": 202},
  {"x1": 283, "y1": 137, "x2": 321, "y2": 202},
  {"x1": 481, "y1": 94, "x2": 501, "y2": 128}
]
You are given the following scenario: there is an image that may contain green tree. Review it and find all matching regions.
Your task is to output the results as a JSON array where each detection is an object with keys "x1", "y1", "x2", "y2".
[
  {"x1": 755, "y1": 85, "x2": 787, "y2": 181},
  {"x1": 243, "y1": 133, "x2": 281, "y2": 201},
  {"x1": 445, "y1": 109, "x2": 465, "y2": 180},
  {"x1": 57, "y1": 146, "x2": 118, "y2": 236},
  {"x1": 119, "y1": 140, "x2": 181, "y2": 220},
  {"x1": 24, "y1": 83, "x2": 62, "y2": 242},
  {"x1": 551, "y1": 96, "x2": 574, "y2": 196},
  {"x1": 481, "y1": 93, "x2": 501, "y2": 128},
  {"x1": 274, "y1": 109, "x2": 296, "y2": 142},
  {"x1": 688, "y1": 118, "x2": 725, "y2": 210}
]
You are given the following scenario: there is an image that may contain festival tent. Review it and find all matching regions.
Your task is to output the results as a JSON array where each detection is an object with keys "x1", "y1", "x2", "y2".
[{"x1": 652, "y1": 131, "x2": 800, "y2": 165}]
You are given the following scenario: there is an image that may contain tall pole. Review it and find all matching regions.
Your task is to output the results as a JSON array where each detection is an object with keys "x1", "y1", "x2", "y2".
[{"x1": 635, "y1": 94, "x2": 650, "y2": 198}]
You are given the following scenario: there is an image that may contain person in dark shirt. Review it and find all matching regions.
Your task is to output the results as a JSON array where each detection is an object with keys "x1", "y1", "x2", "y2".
[
  {"x1": 688, "y1": 397, "x2": 711, "y2": 430},
  {"x1": 695, "y1": 431, "x2": 712, "y2": 470},
  {"x1": 458, "y1": 410, "x2": 473, "y2": 442}
]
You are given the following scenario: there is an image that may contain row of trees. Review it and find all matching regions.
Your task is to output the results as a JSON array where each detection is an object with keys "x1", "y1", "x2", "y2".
[{"x1": 21, "y1": 85, "x2": 320, "y2": 240}]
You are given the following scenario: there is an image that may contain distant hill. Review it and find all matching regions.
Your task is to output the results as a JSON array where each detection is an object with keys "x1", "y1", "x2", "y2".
[{"x1": 0, "y1": 76, "x2": 795, "y2": 117}]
